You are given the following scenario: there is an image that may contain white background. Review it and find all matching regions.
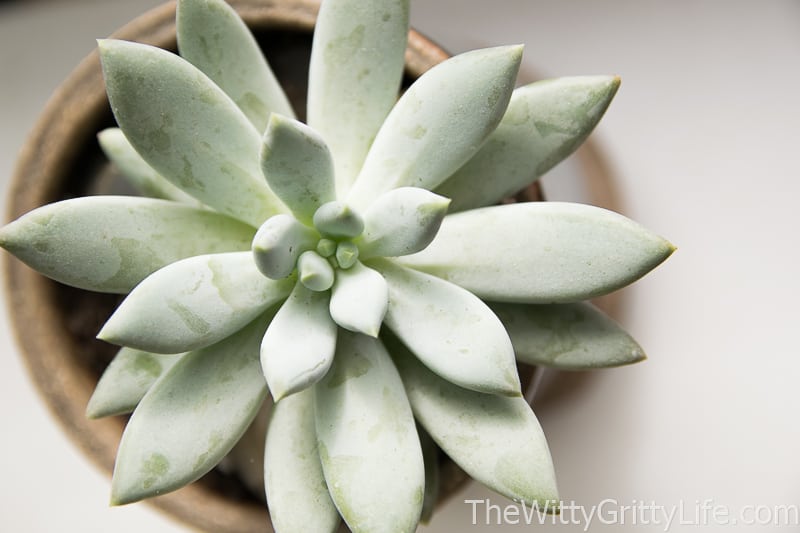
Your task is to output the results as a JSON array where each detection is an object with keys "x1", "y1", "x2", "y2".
[{"x1": 1, "y1": 1, "x2": 798, "y2": 531}]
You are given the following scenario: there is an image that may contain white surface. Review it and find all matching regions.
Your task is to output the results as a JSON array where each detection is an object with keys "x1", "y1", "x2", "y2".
[{"x1": 1, "y1": 1, "x2": 798, "y2": 531}]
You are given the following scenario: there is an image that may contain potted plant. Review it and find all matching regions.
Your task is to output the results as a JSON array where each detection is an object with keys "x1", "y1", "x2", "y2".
[{"x1": 1, "y1": 0, "x2": 673, "y2": 531}]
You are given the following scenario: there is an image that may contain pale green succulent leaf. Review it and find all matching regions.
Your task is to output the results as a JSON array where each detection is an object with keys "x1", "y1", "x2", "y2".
[
  {"x1": 347, "y1": 45, "x2": 523, "y2": 210},
  {"x1": 252, "y1": 214, "x2": 319, "y2": 279},
  {"x1": 260, "y1": 114, "x2": 336, "y2": 225},
  {"x1": 418, "y1": 426, "x2": 440, "y2": 524},
  {"x1": 261, "y1": 283, "x2": 337, "y2": 401},
  {"x1": 0, "y1": 196, "x2": 255, "y2": 294},
  {"x1": 373, "y1": 259, "x2": 520, "y2": 396},
  {"x1": 313, "y1": 201, "x2": 364, "y2": 239},
  {"x1": 265, "y1": 388, "x2": 340, "y2": 533},
  {"x1": 357, "y1": 187, "x2": 450, "y2": 259},
  {"x1": 436, "y1": 76, "x2": 620, "y2": 212},
  {"x1": 308, "y1": 0, "x2": 409, "y2": 195},
  {"x1": 491, "y1": 301, "x2": 646, "y2": 369},
  {"x1": 98, "y1": 251, "x2": 291, "y2": 353},
  {"x1": 98, "y1": 39, "x2": 286, "y2": 227},
  {"x1": 86, "y1": 348, "x2": 183, "y2": 419},
  {"x1": 298, "y1": 250, "x2": 335, "y2": 292},
  {"x1": 329, "y1": 261, "x2": 388, "y2": 337},
  {"x1": 315, "y1": 332, "x2": 424, "y2": 533},
  {"x1": 111, "y1": 315, "x2": 270, "y2": 505},
  {"x1": 97, "y1": 128, "x2": 201, "y2": 205},
  {"x1": 389, "y1": 335, "x2": 559, "y2": 509},
  {"x1": 398, "y1": 202, "x2": 675, "y2": 303},
  {"x1": 177, "y1": 0, "x2": 295, "y2": 131}
]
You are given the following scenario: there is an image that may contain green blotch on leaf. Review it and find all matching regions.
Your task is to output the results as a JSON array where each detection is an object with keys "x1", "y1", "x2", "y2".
[
  {"x1": 325, "y1": 350, "x2": 372, "y2": 389},
  {"x1": 141, "y1": 453, "x2": 170, "y2": 490},
  {"x1": 167, "y1": 299, "x2": 211, "y2": 335},
  {"x1": 130, "y1": 352, "x2": 162, "y2": 379}
]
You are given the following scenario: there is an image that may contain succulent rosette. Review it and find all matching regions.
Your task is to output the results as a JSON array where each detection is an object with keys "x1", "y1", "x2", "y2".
[{"x1": 0, "y1": 0, "x2": 674, "y2": 531}]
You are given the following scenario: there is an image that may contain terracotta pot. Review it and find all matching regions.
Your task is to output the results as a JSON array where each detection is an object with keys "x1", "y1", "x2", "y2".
[{"x1": 3, "y1": 1, "x2": 620, "y2": 531}]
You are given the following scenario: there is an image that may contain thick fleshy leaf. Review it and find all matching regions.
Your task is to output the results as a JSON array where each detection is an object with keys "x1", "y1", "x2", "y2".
[
  {"x1": 315, "y1": 332, "x2": 424, "y2": 533},
  {"x1": 491, "y1": 301, "x2": 646, "y2": 369},
  {"x1": 111, "y1": 315, "x2": 270, "y2": 505},
  {"x1": 261, "y1": 283, "x2": 337, "y2": 401},
  {"x1": 308, "y1": 0, "x2": 409, "y2": 195},
  {"x1": 329, "y1": 261, "x2": 388, "y2": 337},
  {"x1": 313, "y1": 201, "x2": 364, "y2": 239},
  {"x1": 86, "y1": 348, "x2": 183, "y2": 419},
  {"x1": 398, "y1": 202, "x2": 675, "y2": 303},
  {"x1": 99, "y1": 252, "x2": 292, "y2": 353},
  {"x1": 373, "y1": 259, "x2": 520, "y2": 396},
  {"x1": 260, "y1": 114, "x2": 336, "y2": 225},
  {"x1": 251, "y1": 214, "x2": 319, "y2": 279},
  {"x1": 347, "y1": 45, "x2": 523, "y2": 210},
  {"x1": 357, "y1": 187, "x2": 450, "y2": 259},
  {"x1": 265, "y1": 388, "x2": 340, "y2": 533},
  {"x1": 389, "y1": 335, "x2": 559, "y2": 509},
  {"x1": 99, "y1": 39, "x2": 286, "y2": 227},
  {"x1": 298, "y1": 250, "x2": 335, "y2": 292},
  {"x1": 97, "y1": 128, "x2": 200, "y2": 205},
  {"x1": 0, "y1": 197, "x2": 255, "y2": 293},
  {"x1": 176, "y1": 0, "x2": 294, "y2": 131},
  {"x1": 436, "y1": 76, "x2": 621, "y2": 212}
]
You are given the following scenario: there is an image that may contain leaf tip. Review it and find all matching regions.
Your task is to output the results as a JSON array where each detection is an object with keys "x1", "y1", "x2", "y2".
[
  {"x1": 0, "y1": 223, "x2": 12, "y2": 250},
  {"x1": 109, "y1": 481, "x2": 137, "y2": 507},
  {"x1": 85, "y1": 397, "x2": 102, "y2": 420},
  {"x1": 96, "y1": 316, "x2": 123, "y2": 346}
]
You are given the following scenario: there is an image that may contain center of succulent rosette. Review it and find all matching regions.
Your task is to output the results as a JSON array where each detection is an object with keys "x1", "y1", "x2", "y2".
[{"x1": 251, "y1": 201, "x2": 366, "y2": 292}]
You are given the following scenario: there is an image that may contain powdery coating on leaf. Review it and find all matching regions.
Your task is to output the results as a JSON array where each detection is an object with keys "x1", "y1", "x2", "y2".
[
  {"x1": 374, "y1": 259, "x2": 520, "y2": 396},
  {"x1": 177, "y1": 0, "x2": 295, "y2": 131},
  {"x1": 261, "y1": 283, "x2": 337, "y2": 401},
  {"x1": 436, "y1": 75, "x2": 621, "y2": 212},
  {"x1": 329, "y1": 261, "x2": 388, "y2": 337},
  {"x1": 308, "y1": 0, "x2": 410, "y2": 195},
  {"x1": 260, "y1": 114, "x2": 336, "y2": 225},
  {"x1": 492, "y1": 301, "x2": 646, "y2": 369},
  {"x1": 315, "y1": 332, "x2": 424, "y2": 533},
  {"x1": 86, "y1": 348, "x2": 183, "y2": 419},
  {"x1": 389, "y1": 335, "x2": 559, "y2": 508},
  {"x1": 98, "y1": 128, "x2": 201, "y2": 205},
  {"x1": 111, "y1": 314, "x2": 271, "y2": 505},
  {"x1": 0, "y1": 196, "x2": 255, "y2": 294},
  {"x1": 398, "y1": 202, "x2": 675, "y2": 303},
  {"x1": 264, "y1": 388, "x2": 340, "y2": 533},
  {"x1": 346, "y1": 45, "x2": 523, "y2": 210},
  {"x1": 99, "y1": 39, "x2": 287, "y2": 227},
  {"x1": 98, "y1": 252, "x2": 293, "y2": 353},
  {"x1": 357, "y1": 187, "x2": 451, "y2": 259}
]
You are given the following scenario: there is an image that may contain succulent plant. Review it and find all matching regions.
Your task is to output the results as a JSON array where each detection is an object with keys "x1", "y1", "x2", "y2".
[{"x1": 0, "y1": 0, "x2": 674, "y2": 531}]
